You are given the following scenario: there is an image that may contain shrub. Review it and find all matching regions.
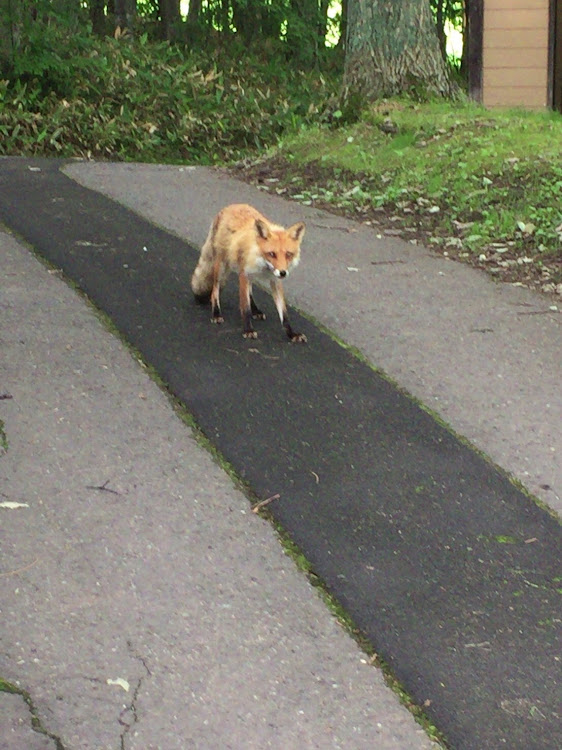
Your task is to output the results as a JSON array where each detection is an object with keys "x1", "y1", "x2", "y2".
[{"x1": 0, "y1": 29, "x2": 336, "y2": 164}]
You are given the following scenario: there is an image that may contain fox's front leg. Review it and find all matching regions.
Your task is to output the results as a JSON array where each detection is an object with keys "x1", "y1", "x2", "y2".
[
  {"x1": 239, "y1": 272, "x2": 258, "y2": 338},
  {"x1": 270, "y1": 279, "x2": 306, "y2": 343}
]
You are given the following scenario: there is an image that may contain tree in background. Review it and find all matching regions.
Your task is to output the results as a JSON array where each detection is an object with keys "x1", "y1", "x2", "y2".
[
  {"x1": 0, "y1": 0, "x2": 15, "y2": 67},
  {"x1": 157, "y1": 0, "x2": 181, "y2": 41},
  {"x1": 90, "y1": 0, "x2": 107, "y2": 36},
  {"x1": 285, "y1": 0, "x2": 327, "y2": 66},
  {"x1": 114, "y1": 0, "x2": 137, "y2": 33},
  {"x1": 1, "y1": 0, "x2": 467, "y2": 90},
  {"x1": 0, "y1": 0, "x2": 470, "y2": 166},
  {"x1": 1, "y1": 0, "x2": 88, "y2": 82},
  {"x1": 343, "y1": 0, "x2": 458, "y2": 102},
  {"x1": 431, "y1": 0, "x2": 464, "y2": 64}
]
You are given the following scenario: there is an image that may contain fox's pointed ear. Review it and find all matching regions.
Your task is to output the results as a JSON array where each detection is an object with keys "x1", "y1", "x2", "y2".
[
  {"x1": 288, "y1": 222, "x2": 305, "y2": 241},
  {"x1": 255, "y1": 218, "x2": 270, "y2": 239}
]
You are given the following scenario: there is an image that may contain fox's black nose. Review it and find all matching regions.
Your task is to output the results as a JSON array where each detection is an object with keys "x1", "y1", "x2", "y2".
[{"x1": 279, "y1": 270, "x2": 287, "y2": 278}]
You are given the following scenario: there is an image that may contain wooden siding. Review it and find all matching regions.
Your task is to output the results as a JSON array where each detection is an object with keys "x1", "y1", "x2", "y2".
[
  {"x1": 555, "y1": 0, "x2": 562, "y2": 111},
  {"x1": 483, "y1": 0, "x2": 550, "y2": 108}
]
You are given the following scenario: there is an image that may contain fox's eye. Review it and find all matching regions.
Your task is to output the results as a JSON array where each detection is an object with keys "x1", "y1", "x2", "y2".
[
  {"x1": 286, "y1": 252, "x2": 294, "y2": 260},
  {"x1": 268, "y1": 251, "x2": 277, "y2": 259}
]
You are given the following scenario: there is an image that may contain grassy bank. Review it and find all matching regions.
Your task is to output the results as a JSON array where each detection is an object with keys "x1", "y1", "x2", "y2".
[{"x1": 235, "y1": 99, "x2": 562, "y2": 294}]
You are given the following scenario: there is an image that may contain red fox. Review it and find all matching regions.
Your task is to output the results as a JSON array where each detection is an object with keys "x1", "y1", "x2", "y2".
[{"x1": 191, "y1": 204, "x2": 306, "y2": 342}]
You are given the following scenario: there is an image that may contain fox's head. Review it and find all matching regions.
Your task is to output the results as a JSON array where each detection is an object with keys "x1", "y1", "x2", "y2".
[{"x1": 255, "y1": 218, "x2": 305, "y2": 278}]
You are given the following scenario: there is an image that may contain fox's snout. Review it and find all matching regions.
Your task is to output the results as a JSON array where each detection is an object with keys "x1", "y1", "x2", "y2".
[{"x1": 266, "y1": 262, "x2": 289, "y2": 278}]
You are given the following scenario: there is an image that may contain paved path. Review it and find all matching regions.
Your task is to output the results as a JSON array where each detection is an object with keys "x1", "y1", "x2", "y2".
[
  {"x1": 1, "y1": 224, "x2": 430, "y2": 750},
  {"x1": 1, "y1": 158, "x2": 561, "y2": 749},
  {"x1": 66, "y1": 161, "x2": 562, "y2": 517}
]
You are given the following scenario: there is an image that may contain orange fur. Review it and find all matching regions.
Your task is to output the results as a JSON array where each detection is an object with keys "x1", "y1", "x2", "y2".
[{"x1": 191, "y1": 204, "x2": 306, "y2": 341}]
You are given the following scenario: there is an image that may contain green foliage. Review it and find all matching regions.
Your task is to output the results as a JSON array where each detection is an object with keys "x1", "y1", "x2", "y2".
[
  {"x1": 0, "y1": 418, "x2": 7, "y2": 456},
  {"x1": 261, "y1": 99, "x2": 562, "y2": 285},
  {"x1": 0, "y1": 0, "x2": 340, "y2": 163},
  {"x1": 0, "y1": 31, "x2": 336, "y2": 163},
  {"x1": 1, "y1": 2, "x2": 86, "y2": 80}
]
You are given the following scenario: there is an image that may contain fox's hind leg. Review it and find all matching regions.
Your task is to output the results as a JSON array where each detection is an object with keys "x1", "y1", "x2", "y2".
[
  {"x1": 210, "y1": 258, "x2": 224, "y2": 324},
  {"x1": 250, "y1": 290, "x2": 266, "y2": 320}
]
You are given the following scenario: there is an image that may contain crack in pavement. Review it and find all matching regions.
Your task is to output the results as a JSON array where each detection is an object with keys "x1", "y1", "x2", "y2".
[
  {"x1": 119, "y1": 641, "x2": 152, "y2": 750},
  {"x1": 0, "y1": 679, "x2": 66, "y2": 750}
]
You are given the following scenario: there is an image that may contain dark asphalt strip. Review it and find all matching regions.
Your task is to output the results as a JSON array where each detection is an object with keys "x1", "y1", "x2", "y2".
[{"x1": 1, "y1": 158, "x2": 560, "y2": 749}]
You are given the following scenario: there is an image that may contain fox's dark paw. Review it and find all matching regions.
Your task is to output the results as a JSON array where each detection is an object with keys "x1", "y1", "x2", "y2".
[
  {"x1": 289, "y1": 332, "x2": 307, "y2": 343},
  {"x1": 194, "y1": 292, "x2": 211, "y2": 304},
  {"x1": 211, "y1": 316, "x2": 224, "y2": 325},
  {"x1": 243, "y1": 330, "x2": 258, "y2": 339}
]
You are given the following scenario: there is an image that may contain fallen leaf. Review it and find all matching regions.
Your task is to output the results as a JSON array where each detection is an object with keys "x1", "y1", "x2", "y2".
[
  {"x1": 0, "y1": 502, "x2": 29, "y2": 509},
  {"x1": 107, "y1": 678, "x2": 130, "y2": 692},
  {"x1": 517, "y1": 221, "x2": 536, "y2": 235}
]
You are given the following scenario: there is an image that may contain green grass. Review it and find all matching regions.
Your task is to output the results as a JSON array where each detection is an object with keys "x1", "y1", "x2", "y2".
[
  {"x1": 0, "y1": 678, "x2": 20, "y2": 694},
  {"x1": 0, "y1": 418, "x2": 7, "y2": 455},
  {"x1": 264, "y1": 99, "x2": 562, "y2": 286},
  {"x1": 0, "y1": 678, "x2": 64, "y2": 749}
]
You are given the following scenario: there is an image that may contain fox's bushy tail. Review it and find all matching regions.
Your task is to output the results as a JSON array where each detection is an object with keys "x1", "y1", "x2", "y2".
[{"x1": 191, "y1": 216, "x2": 218, "y2": 299}]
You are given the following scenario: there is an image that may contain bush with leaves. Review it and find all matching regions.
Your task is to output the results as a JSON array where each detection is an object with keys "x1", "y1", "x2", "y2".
[{"x1": 0, "y1": 29, "x2": 336, "y2": 163}]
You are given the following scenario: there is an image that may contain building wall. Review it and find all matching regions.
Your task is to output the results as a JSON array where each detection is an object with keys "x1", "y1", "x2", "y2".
[
  {"x1": 483, "y1": 0, "x2": 550, "y2": 107},
  {"x1": 555, "y1": 0, "x2": 562, "y2": 110}
]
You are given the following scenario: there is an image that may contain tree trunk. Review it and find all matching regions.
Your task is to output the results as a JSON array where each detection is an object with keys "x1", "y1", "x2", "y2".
[
  {"x1": 343, "y1": 0, "x2": 457, "y2": 101},
  {"x1": 317, "y1": 0, "x2": 330, "y2": 49},
  {"x1": 0, "y1": 0, "x2": 15, "y2": 69},
  {"x1": 90, "y1": 0, "x2": 106, "y2": 36},
  {"x1": 185, "y1": 0, "x2": 202, "y2": 44},
  {"x1": 113, "y1": 0, "x2": 136, "y2": 34},
  {"x1": 286, "y1": 0, "x2": 321, "y2": 66},
  {"x1": 434, "y1": 0, "x2": 446, "y2": 59},
  {"x1": 335, "y1": 0, "x2": 348, "y2": 54},
  {"x1": 219, "y1": 0, "x2": 230, "y2": 35},
  {"x1": 158, "y1": 0, "x2": 180, "y2": 41},
  {"x1": 232, "y1": 0, "x2": 260, "y2": 44},
  {"x1": 464, "y1": 0, "x2": 483, "y2": 101}
]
